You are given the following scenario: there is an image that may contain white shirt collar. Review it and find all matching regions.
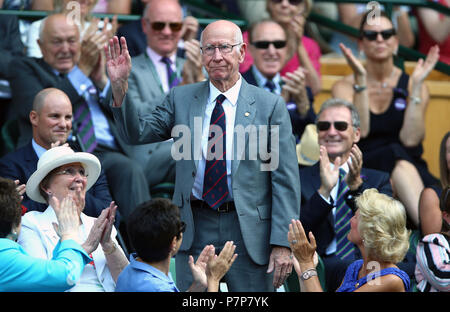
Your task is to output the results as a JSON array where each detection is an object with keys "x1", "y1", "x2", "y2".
[
  {"x1": 208, "y1": 75, "x2": 242, "y2": 106},
  {"x1": 146, "y1": 46, "x2": 177, "y2": 65}
]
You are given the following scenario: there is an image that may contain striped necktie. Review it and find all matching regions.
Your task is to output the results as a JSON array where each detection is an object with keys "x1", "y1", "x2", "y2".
[
  {"x1": 73, "y1": 87, "x2": 98, "y2": 153},
  {"x1": 202, "y1": 94, "x2": 228, "y2": 209},
  {"x1": 160, "y1": 57, "x2": 181, "y2": 89},
  {"x1": 264, "y1": 80, "x2": 276, "y2": 93},
  {"x1": 335, "y1": 168, "x2": 357, "y2": 260}
]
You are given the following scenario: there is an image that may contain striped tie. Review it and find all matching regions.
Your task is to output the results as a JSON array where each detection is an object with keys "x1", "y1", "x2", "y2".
[
  {"x1": 335, "y1": 168, "x2": 357, "y2": 260},
  {"x1": 202, "y1": 94, "x2": 228, "y2": 209},
  {"x1": 161, "y1": 57, "x2": 181, "y2": 89},
  {"x1": 73, "y1": 97, "x2": 97, "y2": 153},
  {"x1": 264, "y1": 80, "x2": 276, "y2": 93}
]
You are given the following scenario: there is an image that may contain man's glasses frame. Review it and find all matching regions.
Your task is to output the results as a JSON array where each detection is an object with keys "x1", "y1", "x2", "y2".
[
  {"x1": 361, "y1": 28, "x2": 396, "y2": 41},
  {"x1": 317, "y1": 121, "x2": 349, "y2": 132},
  {"x1": 252, "y1": 40, "x2": 287, "y2": 49},
  {"x1": 200, "y1": 43, "x2": 242, "y2": 56}
]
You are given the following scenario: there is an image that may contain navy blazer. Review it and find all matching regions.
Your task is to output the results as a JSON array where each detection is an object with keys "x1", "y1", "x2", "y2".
[
  {"x1": 299, "y1": 162, "x2": 392, "y2": 256},
  {"x1": 242, "y1": 67, "x2": 316, "y2": 141},
  {"x1": 0, "y1": 141, "x2": 114, "y2": 220}
]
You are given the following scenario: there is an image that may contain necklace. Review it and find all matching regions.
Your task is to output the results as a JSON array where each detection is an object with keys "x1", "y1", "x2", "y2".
[{"x1": 368, "y1": 67, "x2": 396, "y2": 94}]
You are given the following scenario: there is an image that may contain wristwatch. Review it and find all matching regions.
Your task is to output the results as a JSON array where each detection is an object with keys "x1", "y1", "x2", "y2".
[
  {"x1": 300, "y1": 268, "x2": 318, "y2": 281},
  {"x1": 353, "y1": 84, "x2": 367, "y2": 93}
]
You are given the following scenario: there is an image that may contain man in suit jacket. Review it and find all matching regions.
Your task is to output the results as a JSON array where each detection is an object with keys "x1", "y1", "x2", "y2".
[
  {"x1": 0, "y1": 88, "x2": 113, "y2": 220},
  {"x1": 8, "y1": 13, "x2": 150, "y2": 220},
  {"x1": 105, "y1": 19, "x2": 300, "y2": 291},
  {"x1": 123, "y1": 0, "x2": 203, "y2": 188},
  {"x1": 299, "y1": 98, "x2": 393, "y2": 291},
  {"x1": 241, "y1": 19, "x2": 316, "y2": 142}
]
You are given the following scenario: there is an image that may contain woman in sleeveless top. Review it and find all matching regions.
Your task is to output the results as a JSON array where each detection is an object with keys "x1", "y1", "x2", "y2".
[
  {"x1": 289, "y1": 189, "x2": 411, "y2": 292},
  {"x1": 419, "y1": 132, "x2": 450, "y2": 236},
  {"x1": 331, "y1": 10, "x2": 440, "y2": 228}
]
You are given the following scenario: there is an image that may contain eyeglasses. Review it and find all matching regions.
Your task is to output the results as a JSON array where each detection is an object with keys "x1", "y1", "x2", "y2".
[
  {"x1": 200, "y1": 43, "x2": 242, "y2": 56},
  {"x1": 271, "y1": 0, "x2": 303, "y2": 5},
  {"x1": 54, "y1": 167, "x2": 88, "y2": 178},
  {"x1": 362, "y1": 29, "x2": 396, "y2": 41},
  {"x1": 252, "y1": 40, "x2": 287, "y2": 49},
  {"x1": 149, "y1": 21, "x2": 183, "y2": 32},
  {"x1": 317, "y1": 121, "x2": 349, "y2": 132}
]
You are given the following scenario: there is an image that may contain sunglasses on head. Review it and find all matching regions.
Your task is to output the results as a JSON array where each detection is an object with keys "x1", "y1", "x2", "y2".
[
  {"x1": 362, "y1": 28, "x2": 396, "y2": 41},
  {"x1": 252, "y1": 40, "x2": 287, "y2": 49},
  {"x1": 271, "y1": 0, "x2": 303, "y2": 5},
  {"x1": 317, "y1": 121, "x2": 349, "y2": 132},
  {"x1": 150, "y1": 21, "x2": 183, "y2": 32}
]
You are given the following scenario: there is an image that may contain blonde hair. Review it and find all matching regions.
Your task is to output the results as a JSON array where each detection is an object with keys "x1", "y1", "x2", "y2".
[
  {"x1": 266, "y1": 0, "x2": 314, "y2": 17},
  {"x1": 356, "y1": 189, "x2": 410, "y2": 264}
]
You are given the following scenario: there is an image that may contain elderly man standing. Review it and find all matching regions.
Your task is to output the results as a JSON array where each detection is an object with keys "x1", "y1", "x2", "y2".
[
  {"x1": 242, "y1": 19, "x2": 316, "y2": 142},
  {"x1": 105, "y1": 20, "x2": 300, "y2": 291},
  {"x1": 0, "y1": 88, "x2": 113, "y2": 219},
  {"x1": 8, "y1": 13, "x2": 150, "y2": 220},
  {"x1": 123, "y1": 0, "x2": 203, "y2": 188}
]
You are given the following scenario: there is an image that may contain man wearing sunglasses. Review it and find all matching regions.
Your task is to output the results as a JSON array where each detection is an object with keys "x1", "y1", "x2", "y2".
[
  {"x1": 106, "y1": 19, "x2": 300, "y2": 292},
  {"x1": 298, "y1": 98, "x2": 393, "y2": 291},
  {"x1": 242, "y1": 19, "x2": 316, "y2": 142}
]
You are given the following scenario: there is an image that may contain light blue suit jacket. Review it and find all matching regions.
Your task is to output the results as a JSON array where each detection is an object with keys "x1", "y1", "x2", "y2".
[{"x1": 111, "y1": 78, "x2": 301, "y2": 265}]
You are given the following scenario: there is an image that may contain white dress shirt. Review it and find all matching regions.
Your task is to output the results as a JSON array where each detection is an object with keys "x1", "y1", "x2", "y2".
[{"x1": 191, "y1": 76, "x2": 242, "y2": 201}]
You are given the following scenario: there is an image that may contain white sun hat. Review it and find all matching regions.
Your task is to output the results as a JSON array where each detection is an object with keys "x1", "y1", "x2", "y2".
[
  {"x1": 296, "y1": 124, "x2": 320, "y2": 166},
  {"x1": 26, "y1": 146, "x2": 101, "y2": 203}
]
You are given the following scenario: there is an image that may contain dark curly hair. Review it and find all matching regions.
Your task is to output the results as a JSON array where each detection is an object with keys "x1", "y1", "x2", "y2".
[
  {"x1": 127, "y1": 198, "x2": 185, "y2": 263},
  {"x1": 0, "y1": 177, "x2": 22, "y2": 238}
]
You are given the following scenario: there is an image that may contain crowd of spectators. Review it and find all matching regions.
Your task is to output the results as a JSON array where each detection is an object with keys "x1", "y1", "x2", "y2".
[{"x1": 0, "y1": 0, "x2": 448, "y2": 293}]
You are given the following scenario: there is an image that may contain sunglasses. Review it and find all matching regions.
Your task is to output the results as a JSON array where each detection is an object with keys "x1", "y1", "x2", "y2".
[
  {"x1": 271, "y1": 0, "x2": 303, "y2": 5},
  {"x1": 149, "y1": 21, "x2": 183, "y2": 32},
  {"x1": 252, "y1": 40, "x2": 287, "y2": 49},
  {"x1": 317, "y1": 121, "x2": 349, "y2": 132},
  {"x1": 362, "y1": 28, "x2": 396, "y2": 41}
]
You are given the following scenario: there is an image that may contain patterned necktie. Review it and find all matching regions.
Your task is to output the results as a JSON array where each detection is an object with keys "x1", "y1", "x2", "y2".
[
  {"x1": 160, "y1": 57, "x2": 181, "y2": 89},
  {"x1": 335, "y1": 168, "x2": 357, "y2": 260},
  {"x1": 265, "y1": 80, "x2": 276, "y2": 93},
  {"x1": 73, "y1": 89, "x2": 98, "y2": 153},
  {"x1": 202, "y1": 94, "x2": 228, "y2": 209}
]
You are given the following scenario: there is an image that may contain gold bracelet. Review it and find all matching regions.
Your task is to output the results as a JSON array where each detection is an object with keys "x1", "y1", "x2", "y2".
[{"x1": 102, "y1": 241, "x2": 117, "y2": 256}]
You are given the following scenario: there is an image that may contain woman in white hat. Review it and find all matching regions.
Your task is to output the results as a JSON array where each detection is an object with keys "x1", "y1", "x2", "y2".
[{"x1": 18, "y1": 146, "x2": 129, "y2": 292}]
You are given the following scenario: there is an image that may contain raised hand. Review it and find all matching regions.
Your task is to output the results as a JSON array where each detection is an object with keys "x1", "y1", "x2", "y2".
[
  {"x1": 14, "y1": 180, "x2": 26, "y2": 202},
  {"x1": 339, "y1": 43, "x2": 366, "y2": 77},
  {"x1": 181, "y1": 16, "x2": 199, "y2": 42},
  {"x1": 182, "y1": 39, "x2": 205, "y2": 84},
  {"x1": 104, "y1": 36, "x2": 131, "y2": 107},
  {"x1": 206, "y1": 241, "x2": 237, "y2": 291},
  {"x1": 288, "y1": 219, "x2": 316, "y2": 265},
  {"x1": 318, "y1": 145, "x2": 340, "y2": 199},
  {"x1": 51, "y1": 195, "x2": 81, "y2": 243},
  {"x1": 346, "y1": 144, "x2": 363, "y2": 191},
  {"x1": 100, "y1": 202, "x2": 118, "y2": 247},
  {"x1": 411, "y1": 45, "x2": 439, "y2": 85},
  {"x1": 188, "y1": 244, "x2": 215, "y2": 291},
  {"x1": 82, "y1": 207, "x2": 109, "y2": 254},
  {"x1": 281, "y1": 67, "x2": 310, "y2": 116}
]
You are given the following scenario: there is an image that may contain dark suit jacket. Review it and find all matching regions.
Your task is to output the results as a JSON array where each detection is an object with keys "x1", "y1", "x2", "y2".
[
  {"x1": 0, "y1": 141, "x2": 113, "y2": 219},
  {"x1": 116, "y1": 19, "x2": 147, "y2": 58},
  {"x1": 242, "y1": 67, "x2": 316, "y2": 141},
  {"x1": 8, "y1": 56, "x2": 133, "y2": 157},
  {"x1": 0, "y1": 15, "x2": 24, "y2": 79},
  {"x1": 299, "y1": 162, "x2": 392, "y2": 256}
]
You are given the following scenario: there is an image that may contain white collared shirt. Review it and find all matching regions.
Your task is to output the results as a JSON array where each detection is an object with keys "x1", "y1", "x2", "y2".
[
  {"x1": 191, "y1": 76, "x2": 242, "y2": 200},
  {"x1": 31, "y1": 139, "x2": 47, "y2": 158},
  {"x1": 146, "y1": 47, "x2": 177, "y2": 94}
]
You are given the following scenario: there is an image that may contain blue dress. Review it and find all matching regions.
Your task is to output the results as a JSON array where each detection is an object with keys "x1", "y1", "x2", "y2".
[{"x1": 336, "y1": 259, "x2": 411, "y2": 292}]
